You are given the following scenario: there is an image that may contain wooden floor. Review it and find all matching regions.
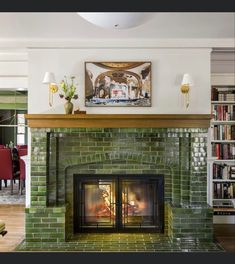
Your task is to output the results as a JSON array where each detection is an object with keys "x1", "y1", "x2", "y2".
[
  {"x1": 0, "y1": 204, "x2": 234, "y2": 252},
  {"x1": 213, "y1": 224, "x2": 235, "y2": 252},
  {"x1": 0, "y1": 204, "x2": 25, "y2": 252}
]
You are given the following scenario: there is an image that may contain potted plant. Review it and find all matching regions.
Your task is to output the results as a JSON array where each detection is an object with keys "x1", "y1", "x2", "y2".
[{"x1": 59, "y1": 76, "x2": 79, "y2": 114}]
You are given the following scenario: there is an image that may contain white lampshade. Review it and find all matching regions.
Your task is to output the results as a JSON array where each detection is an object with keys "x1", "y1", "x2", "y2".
[
  {"x1": 42, "y1": 72, "x2": 56, "y2": 84},
  {"x1": 77, "y1": 12, "x2": 154, "y2": 29},
  {"x1": 181, "y1": 73, "x2": 193, "y2": 86}
]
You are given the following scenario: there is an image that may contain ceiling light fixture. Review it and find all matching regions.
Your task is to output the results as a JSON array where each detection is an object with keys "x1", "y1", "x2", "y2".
[{"x1": 77, "y1": 12, "x2": 154, "y2": 29}]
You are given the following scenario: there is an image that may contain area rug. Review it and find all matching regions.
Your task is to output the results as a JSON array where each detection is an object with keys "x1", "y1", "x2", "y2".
[{"x1": 0, "y1": 183, "x2": 25, "y2": 204}]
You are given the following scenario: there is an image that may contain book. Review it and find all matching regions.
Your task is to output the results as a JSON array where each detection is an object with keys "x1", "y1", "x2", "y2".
[
  {"x1": 211, "y1": 87, "x2": 218, "y2": 101},
  {"x1": 230, "y1": 166, "x2": 235, "y2": 179},
  {"x1": 216, "y1": 143, "x2": 220, "y2": 159}
]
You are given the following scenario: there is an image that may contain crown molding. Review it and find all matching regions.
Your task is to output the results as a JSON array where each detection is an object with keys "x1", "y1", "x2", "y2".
[{"x1": 0, "y1": 38, "x2": 233, "y2": 49}]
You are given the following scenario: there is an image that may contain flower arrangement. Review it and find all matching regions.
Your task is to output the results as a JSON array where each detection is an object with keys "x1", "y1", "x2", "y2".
[{"x1": 59, "y1": 76, "x2": 78, "y2": 101}]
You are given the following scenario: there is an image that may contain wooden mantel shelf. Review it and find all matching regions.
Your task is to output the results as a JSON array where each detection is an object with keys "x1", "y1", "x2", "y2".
[{"x1": 25, "y1": 114, "x2": 211, "y2": 128}]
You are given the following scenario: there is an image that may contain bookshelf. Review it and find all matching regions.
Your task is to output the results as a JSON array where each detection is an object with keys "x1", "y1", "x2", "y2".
[{"x1": 208, "y1": 78, "x2": 235, "y2": 224}]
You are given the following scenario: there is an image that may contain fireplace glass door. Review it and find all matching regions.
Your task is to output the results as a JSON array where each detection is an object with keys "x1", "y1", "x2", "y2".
[
  {"x1": 74, "y1": 175, "x2": 163, "y2": 232},
  {"x1": 121, "y1": 179, "x2": 156, "y2": 228},
  {"x1": 82, "y1": 180, "x2": 116, "y2": 228}
]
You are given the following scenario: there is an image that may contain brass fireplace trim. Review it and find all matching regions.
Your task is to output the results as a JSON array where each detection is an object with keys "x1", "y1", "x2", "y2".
[{"x1": 25, "y1": 114, "x2": 211, "y2": 128}]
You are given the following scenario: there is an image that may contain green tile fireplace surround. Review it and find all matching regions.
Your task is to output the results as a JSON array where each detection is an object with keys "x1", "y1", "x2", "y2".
[{"x1": 17, "y1": 124, "x2": 221, "y2": 252}]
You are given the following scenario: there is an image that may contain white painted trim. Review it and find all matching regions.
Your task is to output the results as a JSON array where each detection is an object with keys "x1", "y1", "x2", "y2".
[
  {"x1": 211, "y1": 73, "x2": 235, "y2": 85},
  {"x1": 213, "y1": 215, "x2": 235, "y2": 224},
  {"x1": 0, "y1": 77, "x2": 28, "y2": 89},
  {"x1": 0, "y1": 61, "x2": 28, "y2": 75},
  {"x1": 0, "y1": 51, "x2": 28, "y2": 61},
  {"x1": 0, "y1": 38, "x2": 233, "y2": 49}
]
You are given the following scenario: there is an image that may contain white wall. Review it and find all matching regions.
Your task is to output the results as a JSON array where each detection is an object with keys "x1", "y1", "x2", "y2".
[
  {"x1": 28, "y1": 48, "x2": 211, "y2": 114},
  {"x1": 27, "y1": 47, "x2": 211, "y2": 208}
]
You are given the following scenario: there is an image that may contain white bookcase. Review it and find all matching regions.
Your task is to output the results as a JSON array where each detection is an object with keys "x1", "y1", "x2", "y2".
[{"x1": 208, "y1": 74, "x2": 235, "y2": 224}]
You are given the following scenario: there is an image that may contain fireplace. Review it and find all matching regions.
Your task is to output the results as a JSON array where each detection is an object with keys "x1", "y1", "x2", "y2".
[
  {"x1": 74, "y1": 174, "x2": 164, "y2": 232},
  {"x1": 23, "y1": 114, "x2": 214, "y2": 248}
]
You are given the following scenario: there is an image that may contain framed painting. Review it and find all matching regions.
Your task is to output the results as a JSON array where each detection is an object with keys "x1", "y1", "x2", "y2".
[{"x1": 85, "y1": 62, "x2": 151, "y2": 107}]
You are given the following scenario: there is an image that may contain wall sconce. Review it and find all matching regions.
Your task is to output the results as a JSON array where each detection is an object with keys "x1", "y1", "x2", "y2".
[
  {"x1": 42, "y1": 72, "x2": 58, "y2": 107},
  {"x1": 181, "y1": 73, "x2": 193, "y2": 109}
]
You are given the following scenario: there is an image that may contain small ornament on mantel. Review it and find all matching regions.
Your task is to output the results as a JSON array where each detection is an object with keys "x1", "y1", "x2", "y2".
[{"x1": 74, "y1": 108, "x2": 87, "y2": 114}]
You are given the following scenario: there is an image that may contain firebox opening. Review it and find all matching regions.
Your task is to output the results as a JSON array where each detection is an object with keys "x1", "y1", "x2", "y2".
[{"x1": 74, "y1": 174, "x2": 164, "y2": 233}]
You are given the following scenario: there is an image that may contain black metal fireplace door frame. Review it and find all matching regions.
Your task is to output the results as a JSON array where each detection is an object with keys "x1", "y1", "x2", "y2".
[{"x1": 74, "y1": 174, "x2": 164, "y2": 233}]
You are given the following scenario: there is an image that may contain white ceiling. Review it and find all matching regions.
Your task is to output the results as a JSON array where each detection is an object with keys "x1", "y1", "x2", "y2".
[{"x1": 0, "y1": 12, "x2": 234, "y2": 39}]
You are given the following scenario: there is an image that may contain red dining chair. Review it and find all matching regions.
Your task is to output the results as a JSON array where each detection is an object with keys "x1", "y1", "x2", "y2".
[
  {"x1": 17, "y1": 144, "x2": 28, "y2": 148},
  {"x1": 17, "y1": 144, "x2": 28, "y2": 156},
  {"x1": 18, "y1": 148, "x2": 28, "y2": 156},
  {"x1": 17, "y1": 144, "x2": 27, "y2": 149},
  {"x1": 0, "y1": 148, "x2": 14, "y2": 194},
  {"x1": 19, "y1": 158, "x2": 26, "y2": 195},
  {"x1": 0, "y1": 146, "x2": 7, "y2": 187}
]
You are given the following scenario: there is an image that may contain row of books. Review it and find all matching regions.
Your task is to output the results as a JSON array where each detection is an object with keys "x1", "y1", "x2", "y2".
[
  {"x1": 213, "y1": 200, "x2": 235, "y2": 208},
  {"x1": 211, "y1": 124, "x2": 235, "y2": 140},
  {"x1": 213, "y1": 182, "x2": 235, "y2": 199},
  {"x1": 212, "y1": 124, "x2": 235, "y2": 140},
  {"x1": 218, "y1": 93, "x2": 235, "y2": 101},
  {"x1": 211, "y1": 87, "x2": 235, "y2": 101},
  {"x1": 212, "y1": 143, "x2": 235, "y2": 160},
  {"x1": 214, "y1": 210, "x2": 235, "y2": 215},
  {"x1": 213, "y1": 164, "x2": 235, "y2": 179},
  {"x1": 212, "y1": 105, "x2": 235, "y2": 121}
]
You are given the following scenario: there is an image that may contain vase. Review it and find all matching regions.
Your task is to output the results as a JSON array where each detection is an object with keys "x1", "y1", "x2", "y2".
[{"x1": 64, "y1": 100, "x2": 73, "y2": 114}]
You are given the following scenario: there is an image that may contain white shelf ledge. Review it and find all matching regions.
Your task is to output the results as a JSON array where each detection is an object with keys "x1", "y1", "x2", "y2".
[
  {"x1": 211, "y1": 101, "x2": 235, "y2": 104},
  {"x1": 211, "y1": 121, "x2": 235, "y2": 124},
  {"x1": 212, "y1": 179, "x2": 235, "y2": 182},
  {"x1": 213, "y1": 199, "x2": 235, "y2": 201},
  {"x1": 212, "y1": 159, "x2": 235, "y2": 163},
  {"x1": 211, "y1": 140, "x2": 235, "y2": 143}
]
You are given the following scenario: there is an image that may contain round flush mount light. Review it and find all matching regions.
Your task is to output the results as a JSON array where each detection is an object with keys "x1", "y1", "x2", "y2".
[{"x1": 77, "y1": 12, "x2": 154, "y2": 29}]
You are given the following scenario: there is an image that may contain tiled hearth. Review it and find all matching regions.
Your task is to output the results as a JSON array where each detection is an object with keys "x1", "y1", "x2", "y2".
[
  {"x1": 16, "y1": 115, "x2": 223, "y2": 251},
  {"x1": 17, "y1": 233, "x2": 223, "y2": 252}
]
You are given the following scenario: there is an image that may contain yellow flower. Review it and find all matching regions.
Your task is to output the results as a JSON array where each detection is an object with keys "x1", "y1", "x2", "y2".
[{"x1": 59, "y1": 76, "x2": 78, "y2": 101}]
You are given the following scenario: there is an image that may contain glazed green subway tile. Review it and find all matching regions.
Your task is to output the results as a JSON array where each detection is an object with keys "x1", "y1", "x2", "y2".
[
  {"x1": 34, "y1": 224, "x2": 55, "y2": 229},
  {"x1": 49, "y1": 223, "x2": 64, "y2": 228},
  {"x1": 36, "y1": 228, "x2": 60, "y2": 233},
  {"x1": 47, "y1": 213, "x2": 64, "y2": 219},
  {"x1": 25, "y1": 223, "x2": 34, "y2": 229},
  {"x1": 31, "y1": 172, "x2": 47, "y2": 177},
  {"x1": 30, "y1": 213, "x2": 51, "y2": 218},
  {"x1": 30, "y1": 191, "x2": 44, "y2": 197},
  {"x1": 30, "y1": 166, "x2": 43, "y2": 173},
  {"x1": 30, "y1": 201, "x2": 46, "y2": 206},
  {"x1": 52, "y1": 207, "x2": 65, "y2": 213},
  {"x1": 38, "y1": 186, "x2": 47, "y2": 192},
  {"x1": 25, "y1": 128, "x2": 212, "y2": 245}
]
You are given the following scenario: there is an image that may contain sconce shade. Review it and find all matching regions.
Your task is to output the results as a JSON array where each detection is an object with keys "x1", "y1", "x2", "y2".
[
  {"x1": 42, "y1": 72, "x2": 56, "y2": 84},
  {"x1": 181, "y1": 73, "x2": 193, "y2": 86}
]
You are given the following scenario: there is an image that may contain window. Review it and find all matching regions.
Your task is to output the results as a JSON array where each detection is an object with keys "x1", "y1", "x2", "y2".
[{"x1": 17, "y1": 113, "x2": 26, "y2": 145}]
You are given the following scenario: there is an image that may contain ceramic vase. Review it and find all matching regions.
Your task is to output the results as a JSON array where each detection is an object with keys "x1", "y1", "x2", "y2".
[{"x1": 64, "y1": 100, "x2": 73, "y2": 114}]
